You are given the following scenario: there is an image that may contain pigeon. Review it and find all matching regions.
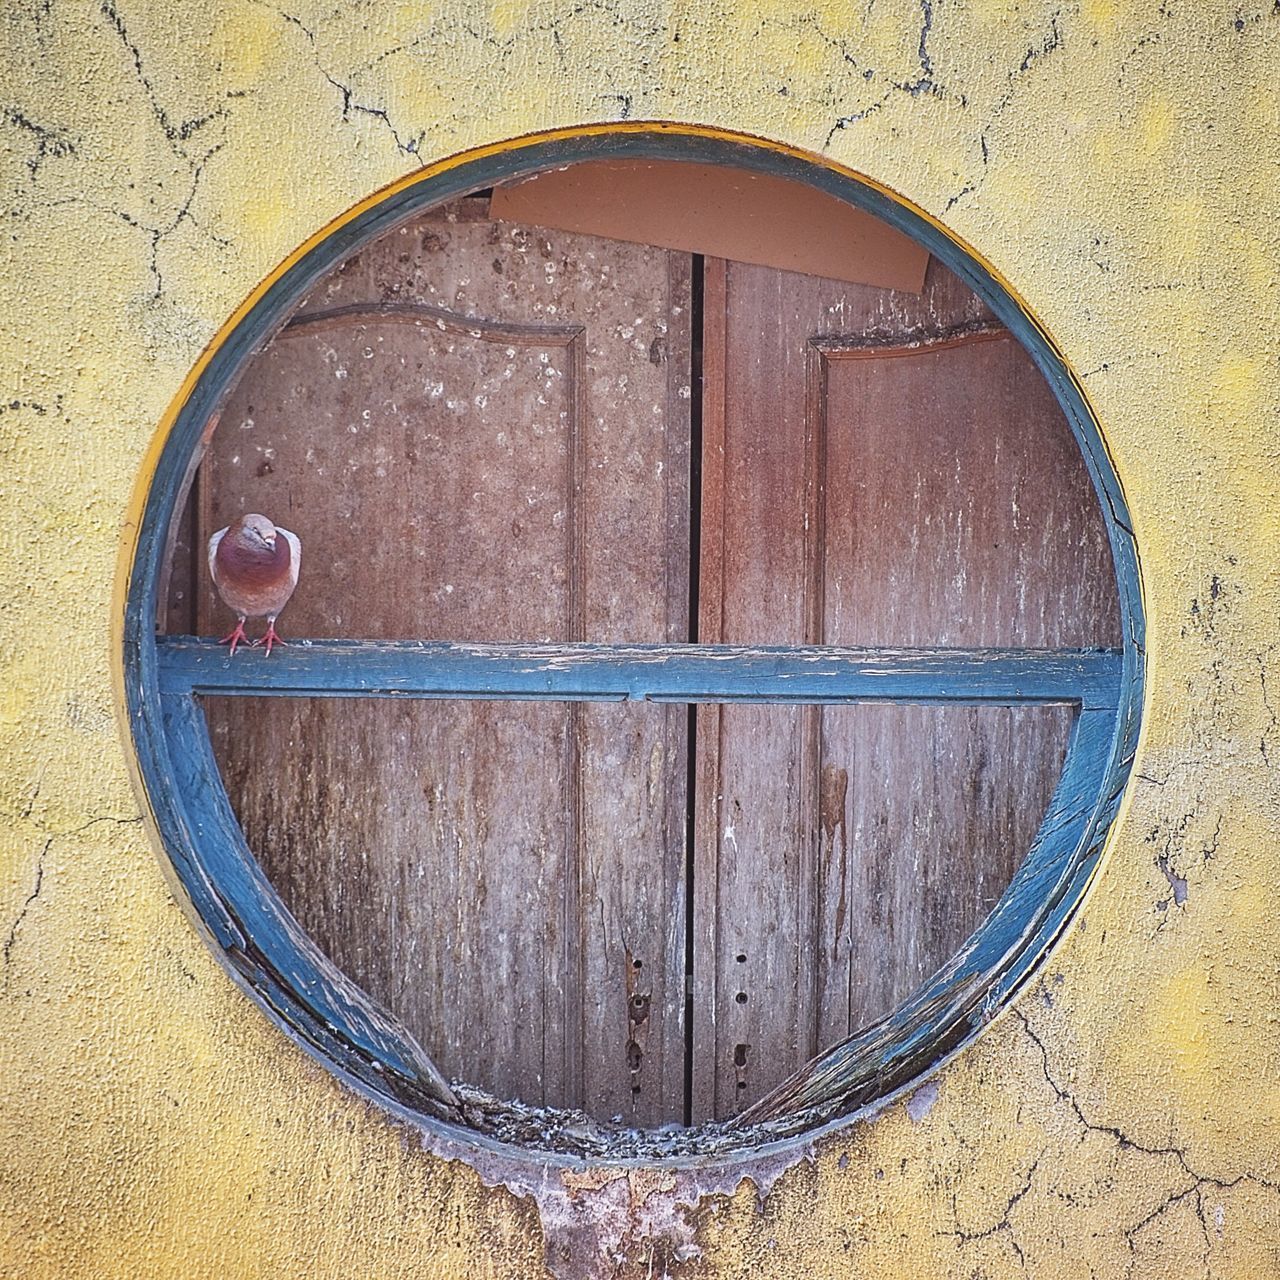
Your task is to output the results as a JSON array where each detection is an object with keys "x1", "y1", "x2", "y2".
[{"x1": 208, "y1": 513, "x2": 300, "y2": 656}]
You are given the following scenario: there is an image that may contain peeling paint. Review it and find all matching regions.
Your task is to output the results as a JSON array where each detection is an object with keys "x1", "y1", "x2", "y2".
[{"x1": 905, "y1": 1080, "x2": 939, "y2": 1123}]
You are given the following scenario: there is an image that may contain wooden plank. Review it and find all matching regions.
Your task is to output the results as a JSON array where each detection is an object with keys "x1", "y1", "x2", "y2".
[
  {"x1": 808, "y1": 317, "x2": 1121, "y2": 1050},
  {"x1": 160, "y1": 692, "x2": 459, "y2": 1113},
  {"x1": 157, "y1": 637, "x2": 1122, "y2": 706},
  {"x1": 191, "y1": 208, "x2": 692, "y2": 1121},
  {"x1": 813, "y1": 703, "x2": 1073, "y2": 1048},
  {"x1": 693, "y1": 256, "x2": 1123, "y2": 1121},
  {"x1": 205, "y1": 693, "x2": 582, "y2": 1109},
  {"x1": 691, "y1": 258, "x2": 729, "y2": 1125},
  {"x1": 737, "y1": 706, "x2": 1117, "y2": 1125},
  {"x1": 815, "y1": 330, "x2": 1122, "y2": 649},
  {"x1": 694, "y1": 254, "x2": 833, "y2": 1118},
  {"x1": 575, "y1": 250, "x2": 692, "y2": 1123}
]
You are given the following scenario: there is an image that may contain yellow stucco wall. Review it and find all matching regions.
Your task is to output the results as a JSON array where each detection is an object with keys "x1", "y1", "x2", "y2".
[{"x1": 2, "y1": 2, "x2": 1278, "y2": 1275}]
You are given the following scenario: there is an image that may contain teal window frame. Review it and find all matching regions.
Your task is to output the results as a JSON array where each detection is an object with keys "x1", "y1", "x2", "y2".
[{"x1": 124, "y1": 130, "x2": 1143, "y2": 1157}]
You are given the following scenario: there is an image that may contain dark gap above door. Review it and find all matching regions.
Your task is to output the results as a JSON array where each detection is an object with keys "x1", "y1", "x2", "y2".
[{"x1": 683, "y1": 254, "x2": 706, "y2": 1127}]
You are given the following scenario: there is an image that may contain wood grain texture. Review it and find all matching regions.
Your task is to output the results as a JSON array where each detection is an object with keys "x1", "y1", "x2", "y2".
[
  {"x1": 736, "y1": 704, "x2": 1120, "y2": 1129},
  {"x1": 159, "y1": 692, "x2": 460, "y2": 1114},
  {"x1": 165, "y1": 232, "x2": 1122, "y2": 1127},
  {"x1": 189, "y1": 202, "x2": 692, "y2": 1122},
  {"x1": 692, "y1": 257, "x2": 1120, "y2": 1120}
]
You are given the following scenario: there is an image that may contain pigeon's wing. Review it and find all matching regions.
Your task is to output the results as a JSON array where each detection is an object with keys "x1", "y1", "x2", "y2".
[
  {"x1": 278, "y1": 526, "x2": 302, "y2": 591},
  {"x1": 207, "y1": 525, "x2": 229, "y2": 587}
]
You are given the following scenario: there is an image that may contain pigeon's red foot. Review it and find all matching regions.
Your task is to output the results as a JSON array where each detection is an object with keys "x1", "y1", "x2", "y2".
[
  {"x1": 253, "y1": 621, "x2": 287, "y2": 656},
  {"x1": 219, "y1": 619, "x2": 249, "y2": 657}
]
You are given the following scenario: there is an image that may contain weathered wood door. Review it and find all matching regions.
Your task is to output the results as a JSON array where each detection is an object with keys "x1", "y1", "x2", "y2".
[
  {"x1": 188, "y1": 201, "x2": 693, "y2": 1123},
  {"x1": 691, "y1": 258, "x2": 1119, "y2": 1118},
  {"x1": 170, "y1": 196, "x2": 1119, "y2": 1126}
]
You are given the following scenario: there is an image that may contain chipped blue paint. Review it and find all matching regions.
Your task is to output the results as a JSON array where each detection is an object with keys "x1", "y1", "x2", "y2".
[{"x1": 155, "y1": 638, "x2": 1123, "y2": 709}]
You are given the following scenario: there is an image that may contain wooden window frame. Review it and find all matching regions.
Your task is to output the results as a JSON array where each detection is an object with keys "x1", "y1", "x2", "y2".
[{"x1": 123, "y1": 128, "x2": 1144, "y2": 1155}]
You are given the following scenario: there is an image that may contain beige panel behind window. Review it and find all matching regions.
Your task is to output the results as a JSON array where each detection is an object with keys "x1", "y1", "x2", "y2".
[{"x1": 491, "y1": 159, "x2": 930, "y2": 292}]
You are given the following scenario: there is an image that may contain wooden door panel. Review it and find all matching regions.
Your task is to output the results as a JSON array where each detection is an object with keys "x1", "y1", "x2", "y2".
[
  {"x1": 694, "y1": 256, "x2": 1118, "y2": 1120},
  {"x1": 691, "y1": 702, "x2": 816, "y2": 1119},
  {"x1": 819, "y1": 334, "x2": 1121, "y2": 648},
  {"x1": 206, "y1": 695, "x2": 576, "y2": 1104},
  {"x1": 691, "y1": 700, "x2": 1070, "y2": 1118},
  {"x1": 812, "y1": 703, "x2": 1073, "y2": 1051},
  {"x1": 191, "y1": 204, "x2": 692, "y2": 1121},
  {"x1": 199, "y1": 311, "x2": 578, "y2": 641},
  {"x1": 206, "y1": 695, "x2": 686, "y2": 1116},
  {"x1": 578, "y1": 701, "x2": 688, "y2": 1120}
]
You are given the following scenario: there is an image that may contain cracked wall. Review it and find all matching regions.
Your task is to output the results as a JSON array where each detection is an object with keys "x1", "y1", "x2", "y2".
[{"x1": 2, "y1": 1, "x2": 1278, "y2": 1276}]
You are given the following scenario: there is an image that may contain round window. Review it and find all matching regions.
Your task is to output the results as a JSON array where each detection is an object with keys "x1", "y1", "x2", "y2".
[{"x1": 126, "y1": 128, "x2": 1142, "y2": 1159}]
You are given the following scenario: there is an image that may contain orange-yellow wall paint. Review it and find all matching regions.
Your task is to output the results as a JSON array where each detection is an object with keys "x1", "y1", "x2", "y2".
[{"x1": 2, "y1": 3, "x2": 1278, "y2": 1276}]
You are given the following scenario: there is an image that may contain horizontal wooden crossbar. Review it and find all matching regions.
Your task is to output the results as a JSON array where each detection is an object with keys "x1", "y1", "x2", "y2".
[{"x1": 156, "y1": 637, "x2": 1123, "y2": 709}]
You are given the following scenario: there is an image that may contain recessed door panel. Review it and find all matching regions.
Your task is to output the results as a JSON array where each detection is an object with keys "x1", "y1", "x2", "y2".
[{"x1": 692, "y1": 256, "x2": 1119, "y2": 1119}]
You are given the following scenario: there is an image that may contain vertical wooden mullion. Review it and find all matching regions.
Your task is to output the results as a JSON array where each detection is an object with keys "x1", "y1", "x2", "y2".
[
  {"x1": 798, "y1": 343, "x2": 830, "y2": 1061},
  {"x1": 691, "y1": 257, "x2": 728, "y2": 1121},
  {"x1": 563, "y1": 330, "x2": 587, "y2": 1107},
  {"x1": 664, "y1": 253, "x2": 694, "y2": 1122}
]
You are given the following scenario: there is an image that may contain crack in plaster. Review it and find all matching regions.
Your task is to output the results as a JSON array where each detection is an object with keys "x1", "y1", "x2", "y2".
[
  {"x1": 1255, "y1": 646, "x2": 1276, "y2": 765},
  {"x1": 944, "y1": 7, "x2": 1064, "y2": 212},
  {"x1": 1, "y1": 105, "x2": 77, "y2": 182},
  {"x1": 1146, "y1": 801, "x2": 1222, "y2": 927},
  {"x1": 247, "y1": 0, "x2": 671, "y2": 159},
  {"x1": 246, "y1": 1, "x2": 427, "y2": 162},
  {"x1": 2, "y1": 810, "x2": 144, "y2": 840},
  {"x1": 1011, "y1": 1007, "x2": 1280, "y2": 1273},
  {"x1": 1122, "y1": 1182, "x2": 1213, "y2": 1279},
  {"x1": 100, "y1": 0, "x2": 231, "y2": 149},
  {"x1": 945, "y1": 1149, "x2": 1043, "y2": 1268},
  {"x1": 2, "y1": 839, "x2": 49, "y2": 990},
  {"x1": 823, "y1": 0, "x2": 951, "y2": 148},
  {"x1": 1136, "y1": 763, "x2": 1197, "y2": 789},
  {"x1": 98, "y1": 0, "x2": 242, "y2": 296},
  {"x1": 1, "y1": 812, "x2": 143, "y2": 990},
  {"x1": 320, "y1": 69, "x2": 426, "y2": 160}
]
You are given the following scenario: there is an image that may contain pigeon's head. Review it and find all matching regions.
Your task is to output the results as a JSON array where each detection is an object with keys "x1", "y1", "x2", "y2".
[{"x1": 235, "y1": 513, "x2": 278, "y2": 553}]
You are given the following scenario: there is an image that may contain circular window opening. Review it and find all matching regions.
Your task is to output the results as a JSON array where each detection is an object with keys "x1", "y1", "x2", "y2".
[{"x1": 128, "y1": 128, "x2": 1142, "y2": 1160}]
